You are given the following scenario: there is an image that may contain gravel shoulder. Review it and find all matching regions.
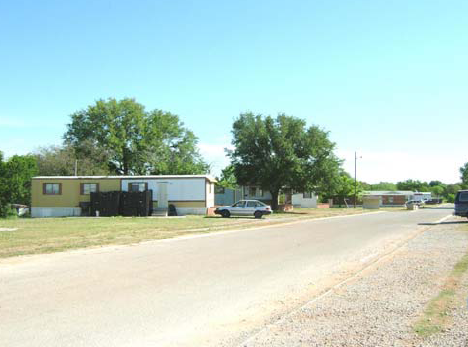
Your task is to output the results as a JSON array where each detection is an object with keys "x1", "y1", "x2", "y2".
[{"x1": 242, "y1": 217, "x2": 468, "y2": 347}]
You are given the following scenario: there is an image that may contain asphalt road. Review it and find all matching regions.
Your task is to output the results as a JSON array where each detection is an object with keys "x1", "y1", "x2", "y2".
[{"x1": 0, "y1": 207, "x2": 452, "y2": 347}]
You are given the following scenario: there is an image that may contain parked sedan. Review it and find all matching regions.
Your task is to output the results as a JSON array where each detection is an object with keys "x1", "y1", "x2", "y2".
[{"x1": 215, "y1": 200, "x2": 272, "y2": 219}]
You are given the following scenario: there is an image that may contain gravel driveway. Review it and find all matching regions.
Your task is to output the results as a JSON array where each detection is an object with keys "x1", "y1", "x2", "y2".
[{"x1": 242, "y1": 218, "x2": 468, "y2": 347}]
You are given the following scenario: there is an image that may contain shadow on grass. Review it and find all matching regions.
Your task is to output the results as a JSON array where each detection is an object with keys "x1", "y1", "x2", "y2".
[{"x1": 204, "y1": 216, "x2": 259, "y2": 219}]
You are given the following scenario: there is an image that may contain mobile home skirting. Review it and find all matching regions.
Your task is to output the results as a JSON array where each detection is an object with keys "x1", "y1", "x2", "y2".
[{"x1": 31, "y1": 207, "x2": 82, "y2": 218}]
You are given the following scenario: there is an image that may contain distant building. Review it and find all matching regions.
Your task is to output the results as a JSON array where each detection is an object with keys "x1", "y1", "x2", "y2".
[
  {"x1": 412, "y1": 192, "x2": 432, "y2": 202},
  {"x1": 215, "y1": 185, "x2": 318, "y2": 208},
  {"x1": 291, "y1": 192, "x2": 318, "y2": 208},
  {"x1": 362, "y1": 190, "x2": 414, "y2": 206}
]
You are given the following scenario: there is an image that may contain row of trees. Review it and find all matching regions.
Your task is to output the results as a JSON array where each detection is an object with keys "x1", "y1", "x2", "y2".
[{"x1": 360, "y1": 179, "x2": 467, "y2": 202}]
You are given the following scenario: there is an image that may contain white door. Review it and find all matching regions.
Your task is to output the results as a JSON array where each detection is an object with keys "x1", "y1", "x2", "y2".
[
  {"x1": 230, "y1": 201, "x2": 245, "y2": 216},
  {"x1": 157, "y1": 182, "x2": 169, "y2": 208}
]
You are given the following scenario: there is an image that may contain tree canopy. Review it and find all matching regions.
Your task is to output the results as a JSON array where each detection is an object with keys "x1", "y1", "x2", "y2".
[
  {"x1": 460, "y1": 162, "x2": 468, "y2": 186},
  {"x1": 0, "y1": 152, "x2": 37, "y2": 217},
  {"x1": 326, "y1": 171, "x2": 363, "y2": 206},
  {"x1": 364, "y1": 182, "x2": 397, "y2": 191},
  {"x1": 228, "y1": 113, "x2": 341, "y2": 209},
  {"x1": 396, "y1": 179, "x2": 430, "y2": 192},
  {"x1": 64, "y1": 98, "x2": 209, "y2": 175},
  {"x1": 34, "y1": 144, "x2": 111, "y2": 176},
  {"x1": 216, "y1": 165, "x2": 238, "y2": 189}
]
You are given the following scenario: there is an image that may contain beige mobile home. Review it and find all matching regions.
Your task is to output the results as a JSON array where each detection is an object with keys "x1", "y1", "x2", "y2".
[{"x1": 31, "y1": 175, "x2": 216, "y2": 217}]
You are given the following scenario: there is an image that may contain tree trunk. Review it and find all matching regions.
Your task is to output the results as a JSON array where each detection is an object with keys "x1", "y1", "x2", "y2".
[
  {"x1": 270, "y1": 190, "x2": 280, "y2": 211},
  {"x1": 122, "y1": 147, "x2": 129, "y2": 175}
]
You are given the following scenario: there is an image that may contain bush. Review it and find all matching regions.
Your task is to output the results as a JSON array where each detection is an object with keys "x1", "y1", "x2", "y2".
[
  {"x1": 447, "y1": 193, "x2": 455, "y2": 203},
  {"x1": 0, "y1": 204, "x2": 17, "y2": 219},
  {"x1": 0, "y1": 201, "x2": 9, "y2": 218},
  {"x1": 6, "y1": 207, "x2": 17, "y2": 219}
]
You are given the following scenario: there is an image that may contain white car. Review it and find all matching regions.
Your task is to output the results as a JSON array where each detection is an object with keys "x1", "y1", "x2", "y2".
[
  {"x1": 406, "y1": 200, "x2": 426, "y2": 207},
  {"x1": 215, "y1": 200, "x2": 272, "y2": 219}
]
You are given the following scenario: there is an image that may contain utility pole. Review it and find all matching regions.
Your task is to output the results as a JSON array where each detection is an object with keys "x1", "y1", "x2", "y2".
[
  {"x1": 354, "y1": 152, "x2": 357, "y2": 208},
  {"x1": 74, "y1": 159, "x2": 78, "y2": 176},
  {"x1": 354, "y1": 152, "x2": 362, "y2": 208}
]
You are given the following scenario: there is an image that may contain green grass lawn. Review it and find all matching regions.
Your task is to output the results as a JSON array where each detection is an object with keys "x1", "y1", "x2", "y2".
[{"x1": 0, "y1": 207, "x2": 372, "y2": 258}]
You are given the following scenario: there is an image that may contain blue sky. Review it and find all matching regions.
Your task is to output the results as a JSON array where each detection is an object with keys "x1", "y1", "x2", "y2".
[{"x1": 1, "y1": 0, "x2": 467, "y2": 183}]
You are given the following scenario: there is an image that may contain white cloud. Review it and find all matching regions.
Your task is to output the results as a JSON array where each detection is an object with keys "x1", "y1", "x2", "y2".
[{"x1": 198, "y1": 142, "x2": 233, "y2": 177}]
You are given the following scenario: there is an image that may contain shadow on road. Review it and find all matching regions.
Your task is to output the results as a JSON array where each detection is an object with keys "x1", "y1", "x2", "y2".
[{"x1": 419, "y1": 221, "x2": 468, "y2": 226}]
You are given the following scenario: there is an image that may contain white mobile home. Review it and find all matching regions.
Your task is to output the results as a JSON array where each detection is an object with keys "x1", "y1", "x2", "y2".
[
  {"x1": 121, "y1": 175, "x2": 215, "y2": 215},
  {"x1": 292, "y1": 192, "x2": 318, "y2": 208}
]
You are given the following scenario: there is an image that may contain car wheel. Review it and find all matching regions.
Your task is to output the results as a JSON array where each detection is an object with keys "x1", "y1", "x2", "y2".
[
  {"x1": 222, "y1": 210, "x2": 231, "y2": 218},
  {"x1": 254, "y1": 211, "x2": 262, "y2": 219}
]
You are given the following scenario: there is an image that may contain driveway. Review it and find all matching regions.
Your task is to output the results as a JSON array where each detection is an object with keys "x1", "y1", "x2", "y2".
[{"x1": 0, "y1": 207, "x2": 452, "y2": 346}]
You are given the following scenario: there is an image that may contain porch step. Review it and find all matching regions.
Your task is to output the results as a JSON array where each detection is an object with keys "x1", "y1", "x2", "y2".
[{"x1": 151, "y1": 208, "x2": 168, "y2": 217}]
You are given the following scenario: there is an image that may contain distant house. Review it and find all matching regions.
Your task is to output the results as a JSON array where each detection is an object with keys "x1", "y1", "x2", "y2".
[
  {"x1": 292, "y1": 192, "x2": 318, "y2": 208},
  {"x1": 214, "y1": 186, "x2": 242, "y2": 206},
  {"x1": 240, "y1": 186, "x2": 273, "y2": 204},
  {"x1": 215, "y1": 185, "x2": 317, "y2": 208},
  {"x1": 362, "y1": 190, "x2": 421, "y2": 206}
]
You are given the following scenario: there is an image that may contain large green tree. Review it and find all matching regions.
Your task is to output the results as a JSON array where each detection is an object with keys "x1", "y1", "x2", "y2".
[
  {"x1": 330, "y1": 171, "x2": 363, "y2": 207},
  {"x1": 34, "y1": 143, "x2": 111, "y2": 176},
  {"x1": 460, "y1": 162, "x2": 468, "y2": 186},
  {"x1": 228, "y1": 113, "x2": 341, "y2": 210},
  {"x1": 64, "y1": 98, "x2": 209, "y2": 175},
  {"x1": 0, "y1": 152, "x2": 37, "y2": 217}
]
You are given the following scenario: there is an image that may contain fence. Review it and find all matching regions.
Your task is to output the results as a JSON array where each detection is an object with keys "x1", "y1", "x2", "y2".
[{"x1": 89, "y1": 190, "x2": 153, "y2": 217}]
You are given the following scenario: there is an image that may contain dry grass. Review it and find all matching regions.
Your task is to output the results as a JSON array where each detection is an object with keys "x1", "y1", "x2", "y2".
[{"x1": 414, "y1": 247, "x2": 468, "y2": 337}]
